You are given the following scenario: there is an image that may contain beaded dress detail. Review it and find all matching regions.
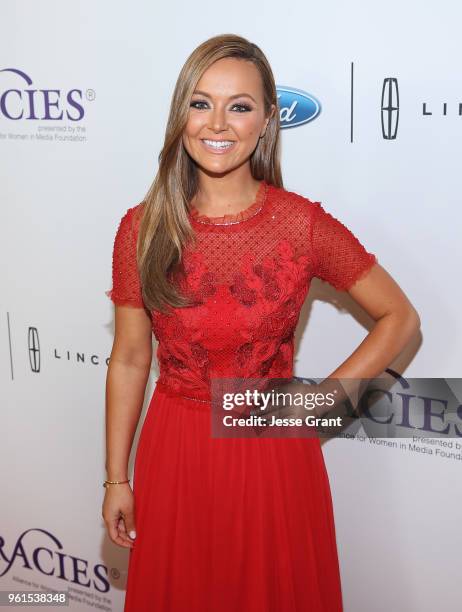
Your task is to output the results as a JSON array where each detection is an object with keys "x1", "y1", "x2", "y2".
[{"x1": 107, "y1": 180, "x2": 377, "y2": 403}]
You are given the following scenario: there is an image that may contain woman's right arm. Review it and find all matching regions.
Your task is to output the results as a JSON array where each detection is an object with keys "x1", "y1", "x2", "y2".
[{"x1": 103, "y1": 304, "x2": 152, "y2": 549}]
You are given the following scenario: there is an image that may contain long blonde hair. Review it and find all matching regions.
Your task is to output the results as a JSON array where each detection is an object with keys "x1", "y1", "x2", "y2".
[{"x1": 138, "y1": 33, "x2": 283, "y2": 313}]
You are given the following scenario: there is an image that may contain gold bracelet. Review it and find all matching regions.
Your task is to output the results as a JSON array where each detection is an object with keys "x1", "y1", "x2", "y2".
[{"x1": 103, "y1": 479, "x2": 130, "y2": 488}]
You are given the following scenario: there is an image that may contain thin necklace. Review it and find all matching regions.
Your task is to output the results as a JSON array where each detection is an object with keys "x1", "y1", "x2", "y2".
[{"x1": 191, "y1": 181, "x2": 268, "y2": 226}]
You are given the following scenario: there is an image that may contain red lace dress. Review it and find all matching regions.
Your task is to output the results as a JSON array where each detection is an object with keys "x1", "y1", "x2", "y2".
[{"x1": 106, "y1": 180, "x2": 377, "y2": 612}]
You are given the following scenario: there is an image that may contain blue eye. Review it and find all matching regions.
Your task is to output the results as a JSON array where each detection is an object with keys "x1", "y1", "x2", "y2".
[
  {"x1": 190, "y1": 100, "x2": 252, "y2": 113},
  {"x1": 232, "y1": 104, "x2": 252, "y2": 113},
  {"x1": 190, "y1": 100, "x2": 208, "y2": 110}
]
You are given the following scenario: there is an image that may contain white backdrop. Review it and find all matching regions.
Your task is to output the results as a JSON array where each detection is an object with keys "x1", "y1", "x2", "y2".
[{"x1": 1, "y1": 1, "x2": 461, "y2": 610}]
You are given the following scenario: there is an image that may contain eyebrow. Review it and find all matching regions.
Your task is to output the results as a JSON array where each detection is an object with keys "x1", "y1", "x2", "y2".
[{"x1": 192, "y1": 89, "x2": 257, "y2": 104}]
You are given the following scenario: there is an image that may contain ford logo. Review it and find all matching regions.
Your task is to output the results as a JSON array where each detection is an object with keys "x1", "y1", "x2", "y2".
[{"x1": 276, "y1": 86, "x2": 321, "y2": 129}]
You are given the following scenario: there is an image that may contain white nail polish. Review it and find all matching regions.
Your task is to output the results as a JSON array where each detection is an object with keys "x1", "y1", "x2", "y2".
[{"x1": 129, "y1": 530, "x2": 136, "y2": 539}]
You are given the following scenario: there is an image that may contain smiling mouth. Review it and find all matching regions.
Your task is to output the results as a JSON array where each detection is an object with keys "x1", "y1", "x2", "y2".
[{"x1": 201, "y1": 139, "x2": 236, "y2": 151}]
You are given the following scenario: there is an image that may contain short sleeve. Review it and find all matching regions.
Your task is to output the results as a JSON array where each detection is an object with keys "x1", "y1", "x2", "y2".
[
  {"x1": 105, "y1": 206, "x2": 146, "y2": 308},
  {"x1": 311, "y1": 202, "x2": 378, "y2": 291}
]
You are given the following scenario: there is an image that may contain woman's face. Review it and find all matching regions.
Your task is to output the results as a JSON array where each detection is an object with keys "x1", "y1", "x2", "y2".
[{"x1": 182, "y1": 57, "x2": 275, "y2": 176}]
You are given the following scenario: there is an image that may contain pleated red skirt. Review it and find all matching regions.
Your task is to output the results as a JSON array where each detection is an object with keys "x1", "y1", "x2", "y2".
[{"x1": 124, "y1": 382, "x2": 343, "y2": 611}]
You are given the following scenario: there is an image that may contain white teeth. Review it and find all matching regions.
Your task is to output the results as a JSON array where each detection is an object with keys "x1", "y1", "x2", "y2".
[{"x1": 202, "y1": 139, "x2": 234, "y2": 149}]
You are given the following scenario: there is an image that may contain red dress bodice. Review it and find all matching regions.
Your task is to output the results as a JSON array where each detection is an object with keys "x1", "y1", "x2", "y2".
[{"x1": 106, "y1": 180, "x2": 377, "y2": 401}]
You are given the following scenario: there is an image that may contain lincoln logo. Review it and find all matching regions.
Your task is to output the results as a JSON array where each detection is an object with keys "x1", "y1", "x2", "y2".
[
  {"x1": 28, "y1": 326, "x2": 40, "y2": 373},
  {"x1": 0, "y1": 68, "x2": 85, "y2": 121},
  {"x1": 381, "y1": 78, "x2": 399, "y2": 140}
]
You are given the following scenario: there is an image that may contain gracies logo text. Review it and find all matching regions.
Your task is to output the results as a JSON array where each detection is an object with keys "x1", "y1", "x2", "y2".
[{"x1": 0, "y1": 68, "x2": 92, "y2": 121}]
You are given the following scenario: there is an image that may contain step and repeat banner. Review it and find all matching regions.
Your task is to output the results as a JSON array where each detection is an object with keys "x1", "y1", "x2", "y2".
[{"x1": 2, "y1": 1, "x2": 460, "y2": 611}]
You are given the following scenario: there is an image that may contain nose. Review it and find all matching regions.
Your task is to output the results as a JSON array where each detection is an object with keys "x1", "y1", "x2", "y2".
[{"x1": 208, "y1": 105, "x2": 228, "y2": 132}]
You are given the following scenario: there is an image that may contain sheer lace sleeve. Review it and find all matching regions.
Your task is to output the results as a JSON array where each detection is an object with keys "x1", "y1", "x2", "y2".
[
  {"x1": 105, "y1": 205, "x2": 146, "y2": 308},
  {"x1": 311, "y1": 202, "x2": 378, "y2": 291}
]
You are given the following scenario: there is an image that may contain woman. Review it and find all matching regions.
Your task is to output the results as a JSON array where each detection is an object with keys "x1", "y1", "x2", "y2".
[{"x1": 102, "y1": 34, "x2": 420, "y2": 611}]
